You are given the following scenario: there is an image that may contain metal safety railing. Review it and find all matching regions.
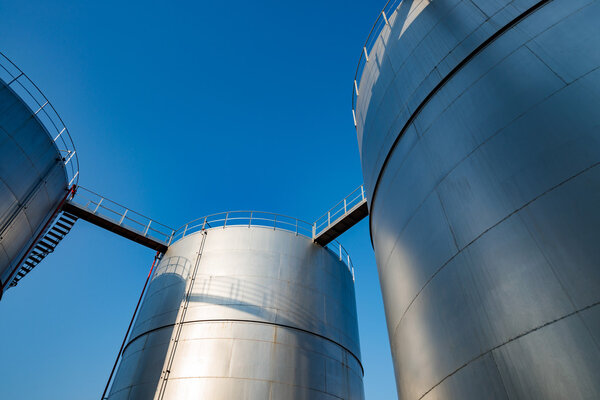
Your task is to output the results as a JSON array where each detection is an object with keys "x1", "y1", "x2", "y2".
[
  {"x1": 0, "y1": 52, "x2": 79, "y2": 187},
  {"x1": 171, "y1": 211, "x2": 314, "y2": 243},
  {"x1": 352, "y1": 0, "x2": 403, "y2": 127},
  {"x1": 170, "y1": 210, "x2": 355, "y2": 277},
  {"x1": 313, "y1": 185, "x2": 366, "y2": 237},
  {"x1": 65, "y1": 187, "x2": 358, "y2": 277},
  {"x1": 69, "y1": 186, "x2": 175, "y2": 245}
]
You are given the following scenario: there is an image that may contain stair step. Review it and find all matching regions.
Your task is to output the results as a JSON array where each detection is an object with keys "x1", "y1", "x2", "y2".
[
  {"x1": 30, "y1": 249, "x2": 45, "y2": 257},
  {"x1": 41, "y1": 236, "x2": 60, "y2": 246},
  {"x1": 31, "y1": 248, "x2": 47, "y2": 258},
  {"x1": 51, "y1": 226, "x2": 68, "y2": 236},
  {"x1": 34, "y1": 245, "x2": 50, "y2": 255},
  {"x1": 46, "y1": 231, "x2": 64, "y2": 241},
  {"x1": 35, "y1": 241, "x2": 52, "y2": 251},
  {"x1": 61, "y1": 212, "x2": 78, "y2": 222},
  {"x1": 34, "y1": 247, "x2": 53, "y2": 256},
  {"x1": 54, "y1": 221, "x2": 72, "y2": 231},
  {"x1": 38, "y1": 239, "x2": 56, "y2": 250},
  {"x1": 58, "y1": 218, "x2": 76, "y2": 227},
  {"x1": 9, "y1": 211, "x2": 77, "y2": 287}
]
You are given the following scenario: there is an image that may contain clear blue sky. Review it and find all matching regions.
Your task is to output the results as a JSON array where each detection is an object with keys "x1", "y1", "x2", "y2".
[{"x1": 0, "y1": 1, "x2": 397, "y2": 398}]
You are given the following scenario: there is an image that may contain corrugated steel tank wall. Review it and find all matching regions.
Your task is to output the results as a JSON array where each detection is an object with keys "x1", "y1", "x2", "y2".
[
  {"x1": 0, "y1": 79, "x2": 68, "y2": 297},
  {"x1": 356, "y1": 0, "x2": 600, "y2": 399},
  {"x1": 108, "y1": 226, "x2": 364, "y2": 400}
]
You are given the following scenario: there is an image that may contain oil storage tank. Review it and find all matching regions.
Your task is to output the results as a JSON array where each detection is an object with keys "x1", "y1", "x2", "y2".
[
  {"x1": 107, "y1": 211, "x2": 364, "y2": 400},
  {"x1": 0, "y1": 53, "x2": 78, "y2": 298},
  {"x1": 355, "y1": 1, "x2": 600, "y2": 399}
]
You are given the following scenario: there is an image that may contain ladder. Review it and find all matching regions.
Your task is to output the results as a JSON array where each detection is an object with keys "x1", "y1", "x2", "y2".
[
  {"x1": 155, "y1": 231, "x2": 207, "y2": 400},
  {"x1": 9, "y1": 212, "x2": 78, "y2": 287}
]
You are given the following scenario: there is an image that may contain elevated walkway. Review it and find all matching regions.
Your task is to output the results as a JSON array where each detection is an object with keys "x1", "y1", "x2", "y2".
[
  {"x1": 4, "y1": 183, "x2": 368, "y2": 292},
  {"x1": 313, "y1": 185, "x2": 369, "y2": 246},
  {"x1": 58, "y1": 185, "x2": 367, "y2": 259},
  {"x1": 63, "y1": 187, "x2": 173, "y2": 253}
]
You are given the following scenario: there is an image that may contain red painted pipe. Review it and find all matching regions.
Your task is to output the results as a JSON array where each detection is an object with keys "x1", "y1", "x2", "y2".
[{"x1": 101, "y1": 251, "x2": 162, "y2": 400}]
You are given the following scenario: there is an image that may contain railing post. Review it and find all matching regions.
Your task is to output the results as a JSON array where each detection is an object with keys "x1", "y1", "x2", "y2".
[
  {"x1": 54, "y1": 127, "x2": 66, "y2": 142},
  {"x1": 295, "y1": 219, "x2": 298, "y2": 236},
  {"x1": 382, "y1": 10, "x2": 390, "y2": 26},
  {"x1": 64, "y1": 150, "x2": 76, "y2": 165},
  {"x1": 312, "y1": 223, "x2": 316, "y2": 240},
  {"x1": 119, "y1": 209, "x2": 128, "y2": 225},
  {"x1": 344, "y1": 198, "x2": 347, "y2": 214},
  {"x1": 354, "y1": 80, "x2": 359, "y2": 97},
  {"x1": 34, "y1": 101, "x2": 48, "y2": 115},
  {"x1": 328, "y1": 211, "x2": 331, "y2": 227},
  {"x1": 143, "y1": 220, "x2": 152, "y2": 236},
  {"x1": 201, "y1": 217, "x2": 206, "y2": 231},
  {"x1": 223, "y1": 212, "x2": 228, "y2": 229},
  {"x1": 249, "y1": 211, "x2": 253, "y2": 228},
  {"x1": 68, "y1": 171, "x2": 79, "y2": 186},
  {"x1": 93, "y1": 198, "x2": 104, "y2": 214},
  {"x1": 361, "y1": 185, "x2": 365, "y2": 200},
  {"x1": 363, "y1": 46, "x2": 369, "y2": 62},
  {"x1": 273, "y1": 215, "x2": 277, "y2": 230}
]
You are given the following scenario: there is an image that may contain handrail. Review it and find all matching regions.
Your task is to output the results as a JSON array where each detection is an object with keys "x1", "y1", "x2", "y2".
[
  {"x1": 0, "y1": 52, "x2": 79, "y2": 187},
  {"x1": 67, "y1": 187, "x2": 356, "y2": 278},
  {"x1": 313, "y1": 185, "x2": 366, "y2": 237},
  {"x1": 69, "y1": 186, "x2": 175, "y2": 245},
  {"x1": 171, "y1": 210, "x2": 355, "y2": 278},
  {"x1": 351, "y1": 0, "x2": 403, "y2": 127},
  {"x1": 171, "y1": 211, "x2": 312, "y2": 242}
]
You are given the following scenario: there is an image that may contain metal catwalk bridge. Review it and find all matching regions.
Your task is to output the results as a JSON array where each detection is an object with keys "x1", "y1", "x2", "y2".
[
  {"x1": 313, "y1": 185, "x2": 368, "y2": 246},
  {"x1": 62, "y1": 187, "x2": 174, "y2": 253},
  {"x1": 59, "y1": 184, "x2": 369, "y2": 253}
]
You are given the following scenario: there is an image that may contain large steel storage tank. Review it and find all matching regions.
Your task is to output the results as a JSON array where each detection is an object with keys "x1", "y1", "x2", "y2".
[
  {"x1": 355, "y1": 1, "x2": 600, "y2": 399},
  {"x1": 107, "y1": 212, "x2": 364, "y2": 400},
  {"x1": 0, "y1": 53, "x2": 77, "y2": 298}
]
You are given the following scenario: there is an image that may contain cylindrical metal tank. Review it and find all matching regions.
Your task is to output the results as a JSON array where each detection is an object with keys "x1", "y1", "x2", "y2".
[
  {"x1": 355, "y1": 1, "x2": 600, "y2": 399},
  {"x1": 0, "y1": 53, "x2": 77, "y2": 298},
  {"x1": 107, "y1": 212, "x2": 364, "y2": 400}
]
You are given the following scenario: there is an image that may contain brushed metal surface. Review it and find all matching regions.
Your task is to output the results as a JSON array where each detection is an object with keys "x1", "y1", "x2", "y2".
[
  {"x1": 108, "y1": 226, "x2": 363, "y2": 400},
  {"x1": 0, "y1": 79, "x2": 68, "y2": 296},
  {"x1": 357, "y1": 0, "x2": 600, "y2": 399}
]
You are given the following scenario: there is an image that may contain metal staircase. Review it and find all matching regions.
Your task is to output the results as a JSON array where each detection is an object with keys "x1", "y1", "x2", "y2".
[{"x1": 9, "y1": 211, "x2": 78, "y2": 287}]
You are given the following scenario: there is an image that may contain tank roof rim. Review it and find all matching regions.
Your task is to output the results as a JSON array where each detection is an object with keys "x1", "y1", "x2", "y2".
[
  {"x1": 0, "y1": 51, "x2": 79, "y2": 187},
  {"x1": 169, "y1": 210, "x2": 356, "y2": 278}
]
